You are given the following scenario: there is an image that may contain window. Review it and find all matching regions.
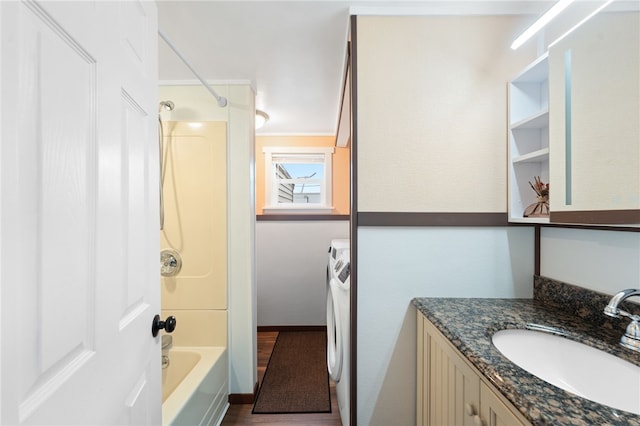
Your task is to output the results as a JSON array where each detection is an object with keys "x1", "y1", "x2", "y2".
[{"x1": 263, "y1": 147, "x2": 334, "y2": 212}]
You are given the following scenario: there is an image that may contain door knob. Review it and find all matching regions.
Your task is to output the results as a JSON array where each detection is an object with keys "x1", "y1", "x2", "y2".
[{"x1": 152, "y1": 314, "x2": 177, "y2": 337}]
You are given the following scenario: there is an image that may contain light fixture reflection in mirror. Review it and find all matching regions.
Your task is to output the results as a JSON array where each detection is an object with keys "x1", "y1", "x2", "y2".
[
  {"x1": 548, "y1": 0, "x2": 615, "y2": 48},
  {"x1": 256, "y1": 110, "x2": 270, "y2": 129},
  {"x1": 511, "y1": 0, "x2": 577, "y2": 49}
]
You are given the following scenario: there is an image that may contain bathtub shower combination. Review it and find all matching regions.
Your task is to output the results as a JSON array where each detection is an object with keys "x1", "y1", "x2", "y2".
[
  {"x1": 159, "y1": 100, "x2": 230, "y2": 425},
  {"x1": 162, "y1": 346, "x2": 228, "y2": 425}
]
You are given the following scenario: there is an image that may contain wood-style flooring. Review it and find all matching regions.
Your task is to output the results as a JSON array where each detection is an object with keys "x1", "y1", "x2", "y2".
[{"x1": 221, "y1": 331, "x2": 342, "y2": 425}]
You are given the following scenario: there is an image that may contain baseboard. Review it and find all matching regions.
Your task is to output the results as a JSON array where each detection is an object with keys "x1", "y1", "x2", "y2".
[
  {"x1": 228, "y1": 382, "x2": 259, "y2": 404},
  {"x1": 257, "y1": 325, "x2": 327, "y2": 332}
]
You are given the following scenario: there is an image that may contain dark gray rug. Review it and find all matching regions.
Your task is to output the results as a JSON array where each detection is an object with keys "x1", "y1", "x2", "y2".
[{"x1": 252, "y1": 331, "x2": 331, "y2": 414}]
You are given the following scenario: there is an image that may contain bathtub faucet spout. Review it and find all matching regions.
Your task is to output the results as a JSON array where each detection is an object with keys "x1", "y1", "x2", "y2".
[{"x1": 162, "y1": 335, "x2": 173, "y2": 350}]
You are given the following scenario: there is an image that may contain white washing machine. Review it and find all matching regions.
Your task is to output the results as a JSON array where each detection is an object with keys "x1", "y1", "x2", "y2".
[
  {"x1": 328, "y1": 239, "x2": 349, "y2": 279},
  {"x1": 327, "y1": 239, "x2": 350, "y2": 426}
]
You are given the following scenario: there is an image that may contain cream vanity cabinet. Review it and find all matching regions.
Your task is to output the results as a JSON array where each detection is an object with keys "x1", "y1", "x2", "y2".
[
  {"x1": 417, "y1": 313, "x2": 531, "y2": 426},
  {"x1": 547, "y1": 10, "x2": 640, "y2": 225}
]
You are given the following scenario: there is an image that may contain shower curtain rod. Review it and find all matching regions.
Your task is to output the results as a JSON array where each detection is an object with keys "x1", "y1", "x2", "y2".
[{"x1": 158, "y1": 30, "x2": 228, "y2": 108}]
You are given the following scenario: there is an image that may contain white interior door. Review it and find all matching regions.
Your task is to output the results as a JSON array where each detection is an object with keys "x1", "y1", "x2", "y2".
[{"x1": 0, "y1": 1, "x2": 161, "y2": 424}]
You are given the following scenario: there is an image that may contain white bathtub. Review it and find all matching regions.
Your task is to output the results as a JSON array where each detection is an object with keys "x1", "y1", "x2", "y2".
[{"x1": 162, "y1": 347, "x2": 229, "y2": 426}]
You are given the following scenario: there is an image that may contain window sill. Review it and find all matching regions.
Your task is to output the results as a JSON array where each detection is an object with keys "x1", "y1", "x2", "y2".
[{"x1": 262, "y1": 206, "x2": 335, "y2": 214}]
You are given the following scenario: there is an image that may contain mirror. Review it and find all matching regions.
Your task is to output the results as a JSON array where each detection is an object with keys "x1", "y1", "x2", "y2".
[{"x1": 548, "y1": 7, "x2": 639, "y2": 225}]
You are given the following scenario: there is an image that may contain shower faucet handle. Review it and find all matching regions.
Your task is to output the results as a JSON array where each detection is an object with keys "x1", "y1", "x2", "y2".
[
  {"x1": 161, "y1": 249, "x2": 182, "y2": 277},
  {"x1": 151, "y1": 314, "x2": 177, "y2": 337}
]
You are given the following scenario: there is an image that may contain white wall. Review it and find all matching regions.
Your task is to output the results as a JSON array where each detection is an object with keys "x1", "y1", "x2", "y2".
[
  {"x1": 356, "y1": 226, "x2": 534, "y2": 426},
  {"x1": 256, "y1": 220, "x2": 349, "y2": 326},
  {"x1": 227, "y1": 84, "x2": 257, "y2": 396},
  {"x1": 0, "y1": 2, "x2": 3, "y2": 420},
  {"x1": 541, "y1": 228, "x2": 640, "y2": 295}
]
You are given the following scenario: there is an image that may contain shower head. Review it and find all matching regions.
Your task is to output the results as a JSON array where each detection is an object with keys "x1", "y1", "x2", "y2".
[{"x1": 159, "y1": 100, "x2": 175, "y2": 112}]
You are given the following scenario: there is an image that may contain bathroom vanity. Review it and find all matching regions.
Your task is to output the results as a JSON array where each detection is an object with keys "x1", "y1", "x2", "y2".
[
  {"x1": 417, "y1": 312, "x2": 530, "y2": 426},
  {"x1": 414, "y1": 278, "x2": 640, "y2": 425}
]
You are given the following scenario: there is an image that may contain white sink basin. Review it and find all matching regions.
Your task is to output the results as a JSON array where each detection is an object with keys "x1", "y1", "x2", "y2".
[{"x1": 492, "y1": 329, "x2": 640, "y2": 415}]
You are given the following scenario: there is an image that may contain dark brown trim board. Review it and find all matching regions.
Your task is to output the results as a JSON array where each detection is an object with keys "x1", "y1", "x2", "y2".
[
  {"x1": 534, "y1": 225, "x2": 541, "y2": 276},
  {"x1": 257, "y1": 325, "x2": 327, "y2": 332},
  {"x1": 349, "y1": 14, "x2": 358, "y2": 426},
  {"x1": 358, "y1": 212, "x2": 508, "y2": 227},
  {"x1": 228, "y1": 382, "x2": 259, "y2": 404},
  {"x1": 541, "y1": 222, "x2": 640, "y2": 232},
  {"x1": 256, "y1": 214, "x2": 350, "y2": 221},
  {"x1": 550, "y1": 209, "x2": 640, "y2": 227}
]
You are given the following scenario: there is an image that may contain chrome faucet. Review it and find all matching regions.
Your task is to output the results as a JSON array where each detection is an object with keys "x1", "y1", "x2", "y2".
[
  {"x1": 162, "y1": 334, "x2": 173, "y2": 350},
  {"x1": 604, "y1": 289, "x2": 640, "y2": 352}
]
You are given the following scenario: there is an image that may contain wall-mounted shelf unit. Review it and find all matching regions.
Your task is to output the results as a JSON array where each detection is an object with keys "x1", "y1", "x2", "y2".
[
  {"x1": 513, "y1": 147, "x2": 549, "y2": 164},
  {"x1": 511, "y1": 109, "x2": 548, "y2": 130},
  {"x1": 508, "y1": 53, "x2": 549, "y2": 223}
]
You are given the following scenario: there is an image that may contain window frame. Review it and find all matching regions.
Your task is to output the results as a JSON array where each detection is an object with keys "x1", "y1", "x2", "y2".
[{"x1": 262, "y1": 146, "x2": 334, "y2": 213}]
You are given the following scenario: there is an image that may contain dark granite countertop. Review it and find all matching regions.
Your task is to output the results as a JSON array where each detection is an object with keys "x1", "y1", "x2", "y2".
[{"x1": 413, "y1": 280, "x2": 640, "y2": 426}]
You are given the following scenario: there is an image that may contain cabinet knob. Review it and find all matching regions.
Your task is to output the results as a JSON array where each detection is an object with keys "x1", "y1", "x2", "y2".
[
  {"x1": 473, "y1": 414, "x2": 484, "y2": 426},
  {"x1": 465, "y1": 403, "x2": 477, "y2": 416}
]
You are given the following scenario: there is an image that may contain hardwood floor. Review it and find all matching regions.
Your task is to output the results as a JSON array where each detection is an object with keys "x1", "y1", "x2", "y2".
[{"x1": 221, "y1": 331, "x2": 342, "y2": 425}]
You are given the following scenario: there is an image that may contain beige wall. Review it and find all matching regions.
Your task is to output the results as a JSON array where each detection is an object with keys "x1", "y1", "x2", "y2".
[
  {"x1": 256, "y1": 135, "x2": 350, "y2": 215},
  {"x1": 356, "y1": 16, "x2": 537, "y2": 213}
]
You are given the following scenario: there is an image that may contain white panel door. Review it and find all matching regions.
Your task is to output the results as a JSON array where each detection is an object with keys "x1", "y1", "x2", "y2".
[{"x1": 0, "y1": 1, "x2": 160, "y2": 424}]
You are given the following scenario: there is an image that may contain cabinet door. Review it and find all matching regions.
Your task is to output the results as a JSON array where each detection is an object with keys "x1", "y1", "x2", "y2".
[
  {"x1": 424, "y1": 319, "x2": 481, "y2": 426},
  {"x1": 548, "y1": 10, "x2": 640, "y2": 224},
  {"x1": 417, "y1": 313, "x2": 426, "y2": 426},
  {"x1": 480, "y1": 382, "x2": 527, "y2": 426}
]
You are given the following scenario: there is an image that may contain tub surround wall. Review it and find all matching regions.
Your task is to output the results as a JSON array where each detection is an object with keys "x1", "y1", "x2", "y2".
[
  {"x1": 160, "y1": 309, "x2": 227, "y2": 347},
  {"x1": 160, "y1": 120, "x2": 227, "y2": 353},
  {"x1": 161, "y1": 121, "x2": 228, "y2": 353}
]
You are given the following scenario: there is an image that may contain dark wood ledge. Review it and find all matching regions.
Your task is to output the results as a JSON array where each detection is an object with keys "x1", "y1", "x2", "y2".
[
  {"x1": 257, "y1": 214, "x2": 349, "y2": 221},
  {"x1": 357, "y1": 212, "x2": 508, "y2": 227}
]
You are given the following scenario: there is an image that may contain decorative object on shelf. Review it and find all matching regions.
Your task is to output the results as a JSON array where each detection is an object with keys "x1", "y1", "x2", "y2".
[{"x1": 523, "y1": 176, "x2": 550, "y2": 217}]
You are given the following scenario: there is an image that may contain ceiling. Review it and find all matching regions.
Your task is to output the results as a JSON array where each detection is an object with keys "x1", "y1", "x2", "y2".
[{"x1": 157, "y1": 1, "x2": 555, "y2": 135}]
